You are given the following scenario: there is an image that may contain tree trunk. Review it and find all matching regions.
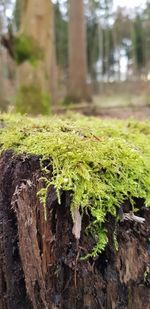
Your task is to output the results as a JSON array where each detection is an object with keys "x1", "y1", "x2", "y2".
[
  {"x1": 16, "y1": 0, "x2": 53, "y2": 114},
  {"x1": 0, "y1": 49, "x2": 5, "y2": 110},
  {"x1": 0, "y1": 151, "x2": 150, "y2": 309},
  {"x1": 68, "y1": 0, "x2": 90, "y2": 102}
]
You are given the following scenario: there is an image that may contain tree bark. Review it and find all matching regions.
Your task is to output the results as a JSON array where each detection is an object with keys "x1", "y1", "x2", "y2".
[
  {"x1": 68, "y1": 0, "x2": 90, "y2": 102},
  {"x1": 0, "y1": 151, "x2": 150, "y2": 309}
]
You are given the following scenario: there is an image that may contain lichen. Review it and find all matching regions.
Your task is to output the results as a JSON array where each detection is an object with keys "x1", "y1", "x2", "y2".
[{"x1": 0, "y1": 113, "x2": 150, "y2": 256}]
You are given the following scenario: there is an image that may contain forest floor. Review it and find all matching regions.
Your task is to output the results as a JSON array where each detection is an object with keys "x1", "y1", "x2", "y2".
[
  {"x1": 53, "y1": 91, "x2": 150, "y2": 120},
  {"x1": 54, "y1": 103, "x2": 150, "y2": 120},
  {"x1": 93, "y1": 93, "x2": 150, "y2": 120},
  {"x1": 94, "y1": 105, "x2": 150, "y2": 120}
]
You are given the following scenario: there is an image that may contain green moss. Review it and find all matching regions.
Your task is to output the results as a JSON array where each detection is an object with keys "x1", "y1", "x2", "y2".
[
  {"x1": 14, "y1": 34, "x2": 43, "y2": 65},
  {"x1": 0, "y1": 114, "x2": 150, "y2": 256},
  {"x1": 15, "y1": 85, "x2": 50, "y2": 115},
  {"x1": 61, "y1": 96, "x2": 73, "y2": 106}
]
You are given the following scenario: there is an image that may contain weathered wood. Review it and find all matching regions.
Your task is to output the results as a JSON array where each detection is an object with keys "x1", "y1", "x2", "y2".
[{"x1": 0, "y1": 151, "x2": 150, "y2": 309}]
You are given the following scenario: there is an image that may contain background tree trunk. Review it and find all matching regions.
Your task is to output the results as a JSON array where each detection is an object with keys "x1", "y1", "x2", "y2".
[
  {"x1": 16, "y1": 0, "x2": 53, "y2": 114},
  {"x1": 68, "y1": 0, "x2": 90, "y2": 102}
]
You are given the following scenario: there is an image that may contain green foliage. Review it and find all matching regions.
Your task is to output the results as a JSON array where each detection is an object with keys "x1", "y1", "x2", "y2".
[
  {"x1": 15, "y1": 85, "x2": 50, "y2": 115},
  {"x1": 14, "y1": 35, "x2": 43, "y2": 65},
  {"x1": 0, "y1": 114, "x2": 150, "y2": 256}
]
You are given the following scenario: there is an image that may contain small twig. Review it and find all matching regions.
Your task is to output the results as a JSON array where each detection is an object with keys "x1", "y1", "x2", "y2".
[
  {"x1": 92, "y1": 134, "x2": 102, "y2": 141},
  {"x1": 78, "y1": 245, "x2": 87, "y2": 252}
]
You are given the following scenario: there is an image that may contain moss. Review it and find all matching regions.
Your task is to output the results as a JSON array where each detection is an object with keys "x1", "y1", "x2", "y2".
[
  {"x1": 61, "y1": 96, "x2": 73, "y2": 106},
  {"x1": 0, "y1": 114, "x2": 150, "y2": 256},
  {"x1": 15, "y1": 85, "x2": 50, "y2": 115},
  {"x1": 14, "y1": 34, "x2": 43, "y2": 65}
]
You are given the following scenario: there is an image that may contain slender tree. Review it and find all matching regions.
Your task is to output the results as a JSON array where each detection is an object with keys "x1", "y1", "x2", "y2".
[
  {"x1": 142, "y1": 1, "x2": 150, "y2": 76},
  {"x1": 132, "y1": 14, "x2": 145, "y2": 76},
  {"x1": 68, "y1": 0, "x2": 90, "y2": 102}
]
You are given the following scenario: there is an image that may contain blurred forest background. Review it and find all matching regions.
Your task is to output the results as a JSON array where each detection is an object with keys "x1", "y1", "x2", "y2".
[{"x1": 0, "y1": 0, "x2": 150, "y2": 117}]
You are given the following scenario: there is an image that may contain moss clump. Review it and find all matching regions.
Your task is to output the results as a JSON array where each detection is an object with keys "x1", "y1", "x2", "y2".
[
  {"x1": 15, "y1": 85, "x2": 50, "y2": 115},
  {"x1": 14, "y1": 34, "x2": 43, "y2": 65},
  {"x1": 0, "y1": 114, "x2": 150, "y2": 256}
]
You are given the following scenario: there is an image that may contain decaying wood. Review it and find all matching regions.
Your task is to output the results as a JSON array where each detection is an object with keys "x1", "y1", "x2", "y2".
[
  {"x1": 12, "y1": 182, "x2": 49, "y2": 309},
  {"x1": 72, "y1": 207, "x2": 82, "y2": 240},
  {"x1": 0, "y1": 151, "x2": 150, "y2": 309},
  {"x1": 121, "y1": 212, "x2": 145, "y2": 223}
]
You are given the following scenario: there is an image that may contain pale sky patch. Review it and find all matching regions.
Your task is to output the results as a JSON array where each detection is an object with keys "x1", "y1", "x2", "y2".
[{"x1": 113, "y1": 0, "x2": 147, "y2": 9}]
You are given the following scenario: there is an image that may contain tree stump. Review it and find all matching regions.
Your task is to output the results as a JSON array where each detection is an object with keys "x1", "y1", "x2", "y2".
[{"x1": 0, "y1": 151, "x2": 150, "y2": 309}]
